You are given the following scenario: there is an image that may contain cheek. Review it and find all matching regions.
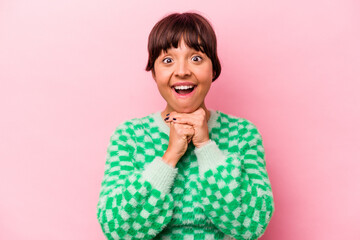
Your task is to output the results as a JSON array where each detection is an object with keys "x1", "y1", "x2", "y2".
[
  {"x1": 157, "y1": 75, "x2": 170, "y2": 86},
  {"x1": 153, "y1": 71, "x2": 168, "y2": 85},
  {"x1": 154, "y1": 66, "x2": 170, "y2": 79},
  {"x1": 198, "y1": 64, "x2": 214, "y2": 80}
]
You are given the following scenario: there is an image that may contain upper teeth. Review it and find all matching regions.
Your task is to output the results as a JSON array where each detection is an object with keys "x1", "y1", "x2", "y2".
[{"x1": 174, "y1": 85, "x2": 195, "y2": 90}]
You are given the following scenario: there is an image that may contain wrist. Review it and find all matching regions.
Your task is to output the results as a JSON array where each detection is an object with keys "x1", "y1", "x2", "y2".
[
  {"x1": 195, "y1": 139, "x2": 211, "y2": 148},
  {"x1": 162, "y1": 151, "x2": 180, "y2": 168}
]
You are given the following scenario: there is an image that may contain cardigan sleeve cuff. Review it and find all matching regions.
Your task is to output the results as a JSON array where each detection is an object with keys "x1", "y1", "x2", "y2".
[
  {"x1": 142, "y1": 157, "x2": 178, "y2": 194},
  {"x1": 194, "y1": 140, "x2": 227, "y2": 175}
]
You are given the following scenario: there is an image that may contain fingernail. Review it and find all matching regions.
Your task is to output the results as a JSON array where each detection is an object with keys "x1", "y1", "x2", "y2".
[
  {"x1": 172, "y1": 118, "x2": 176, "y2": 120},
  {"x1": 164, "y1": 117, "x2": 169, "y2": 121},
  {"x1": 166, "y1": 113, "x2": 170, "y2": 116}
]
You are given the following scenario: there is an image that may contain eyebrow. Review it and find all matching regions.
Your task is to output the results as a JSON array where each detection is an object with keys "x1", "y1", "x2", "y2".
[{"x1": 161, "y1": 48, "x2": 202, "y2": 56}]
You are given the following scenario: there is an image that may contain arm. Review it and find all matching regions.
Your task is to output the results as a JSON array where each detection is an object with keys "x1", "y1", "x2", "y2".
[
  {"x1": 96, "y1": 122, "x2": 178, "y2": 240},
  {"x1": 195, "y1": 120, "x2": 275, "y2": 240}
]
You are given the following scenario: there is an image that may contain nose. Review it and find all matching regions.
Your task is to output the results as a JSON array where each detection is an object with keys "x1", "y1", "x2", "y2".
[{"x1": 174, "y1": 59, "x2": 191, "y2": 78}]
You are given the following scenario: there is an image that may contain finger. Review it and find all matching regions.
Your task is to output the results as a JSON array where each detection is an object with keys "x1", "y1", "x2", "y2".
[
  {"x1": 169, "y1": 121, "x2": 176, "y2": 128},
  {"x1": 172, "y1": 122, "x2": 194, "y2": 130},
  {"x1": 165, "y1": 111, "x2": 188, "y2": 121},
  {"x1": 176, "y1": 125, "x2": 195, "y2": 137},
  {"x1": 180, "y1": 123, "x2": 194, "y2": 129},
  {"x1": 165, "y1": 111, "x2": 198, "y2": 124},
  {"x1": 165, "y1": 111, "x2": 177, "y2": 123},
  {"x1": 170, "y1": 115, "x2": 202, "y2": 127}
]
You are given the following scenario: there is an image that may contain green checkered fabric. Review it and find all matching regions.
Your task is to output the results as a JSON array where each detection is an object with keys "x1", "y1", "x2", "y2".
[{"x1": 97, "y1": 109, "x2": 274, "y2": 240}]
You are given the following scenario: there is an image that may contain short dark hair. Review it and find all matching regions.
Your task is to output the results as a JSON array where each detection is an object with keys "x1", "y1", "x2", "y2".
[{"x1": 145, "y1": 12, "x2": 221, "y2": 82}]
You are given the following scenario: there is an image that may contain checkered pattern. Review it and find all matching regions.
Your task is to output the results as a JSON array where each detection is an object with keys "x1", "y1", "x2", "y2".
[{"x1": 97, "y1": 110, "x2": 274, "y2": 239}]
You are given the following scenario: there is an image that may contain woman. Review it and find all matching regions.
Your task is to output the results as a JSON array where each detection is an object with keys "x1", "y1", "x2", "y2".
[{"x1": 97, "y1": 12, "x2": 274, "y2": 240}]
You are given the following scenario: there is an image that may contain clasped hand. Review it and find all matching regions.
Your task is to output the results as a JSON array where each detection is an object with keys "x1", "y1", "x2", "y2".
[{"x1": 165, "y1": 108, "x2": 210, "y2": 148}]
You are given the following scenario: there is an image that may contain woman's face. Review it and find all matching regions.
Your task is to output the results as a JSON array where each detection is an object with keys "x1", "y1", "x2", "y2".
[{"x1": 152, "y1": 38, "x2": 214, "y2": 113}]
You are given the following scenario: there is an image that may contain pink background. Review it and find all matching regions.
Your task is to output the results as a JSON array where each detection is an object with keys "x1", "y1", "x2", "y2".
[{"x1": 1, "y1": 0, "x2": 359, "y2": 239}]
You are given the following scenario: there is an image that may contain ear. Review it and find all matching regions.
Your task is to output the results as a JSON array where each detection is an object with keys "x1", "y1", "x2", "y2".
[{"x1": 152, "y1": 69, "x2": 156, "y2": 81}]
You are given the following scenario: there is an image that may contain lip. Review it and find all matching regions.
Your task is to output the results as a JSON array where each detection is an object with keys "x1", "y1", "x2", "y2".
[
  {"x1": 171, "y1": 81, "x2": 197, "y2": 87},
  {"x1": 172, "y1": 85, "x2": 197, "y2": 99}
]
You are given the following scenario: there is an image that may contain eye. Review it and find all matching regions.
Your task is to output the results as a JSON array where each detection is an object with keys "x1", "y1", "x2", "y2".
[
  {"x1": 162, "y1": 57, "x2": 173, "y2": 64},
  {"x1": 192, "y1": 56, "x2": 203, "y2": 62}
]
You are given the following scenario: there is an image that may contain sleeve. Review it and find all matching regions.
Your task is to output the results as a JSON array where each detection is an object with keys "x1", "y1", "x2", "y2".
[
  {"x1": 194, "y1": 120, "x2": 275, "y2": 240},
  {"x1": 96, "y1": 122, "x2": 178, "y2": 240}
]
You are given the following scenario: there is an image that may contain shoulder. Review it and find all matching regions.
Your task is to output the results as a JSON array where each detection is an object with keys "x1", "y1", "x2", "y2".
[
  {"x1": 112, "y1": 112, "x2": 156, "y2": 136},
  {"x1": 215, "y1": 110, "x2": 263, "y2": 145},
  {"x1": 215, "y1": 110, "x2": 259, "y2": 128}
]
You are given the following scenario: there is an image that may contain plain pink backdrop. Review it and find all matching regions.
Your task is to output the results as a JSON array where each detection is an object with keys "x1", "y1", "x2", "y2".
[{"x1": 1, "y1": 0, "x2": 359, "y2": 239}]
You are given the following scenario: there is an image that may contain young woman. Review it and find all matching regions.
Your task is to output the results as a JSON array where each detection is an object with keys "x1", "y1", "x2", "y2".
[{"x1": 97, "y1": 12, "x2": 274, "y2": 240}]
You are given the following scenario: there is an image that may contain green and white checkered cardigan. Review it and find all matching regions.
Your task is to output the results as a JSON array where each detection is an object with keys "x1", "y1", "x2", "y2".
[{"x1": 97, "y1": 109, "x2": 274, "y2": 239}]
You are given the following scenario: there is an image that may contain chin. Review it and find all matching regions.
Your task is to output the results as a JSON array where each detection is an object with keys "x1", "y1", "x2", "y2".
[{"x1": 173, "y1": 105, "x2": 199, "y2": 113}]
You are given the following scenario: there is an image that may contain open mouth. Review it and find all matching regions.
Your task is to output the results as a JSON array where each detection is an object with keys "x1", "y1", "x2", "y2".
[{"x1": 173, "y1": 85, "x2": 196, "y2": 95}]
